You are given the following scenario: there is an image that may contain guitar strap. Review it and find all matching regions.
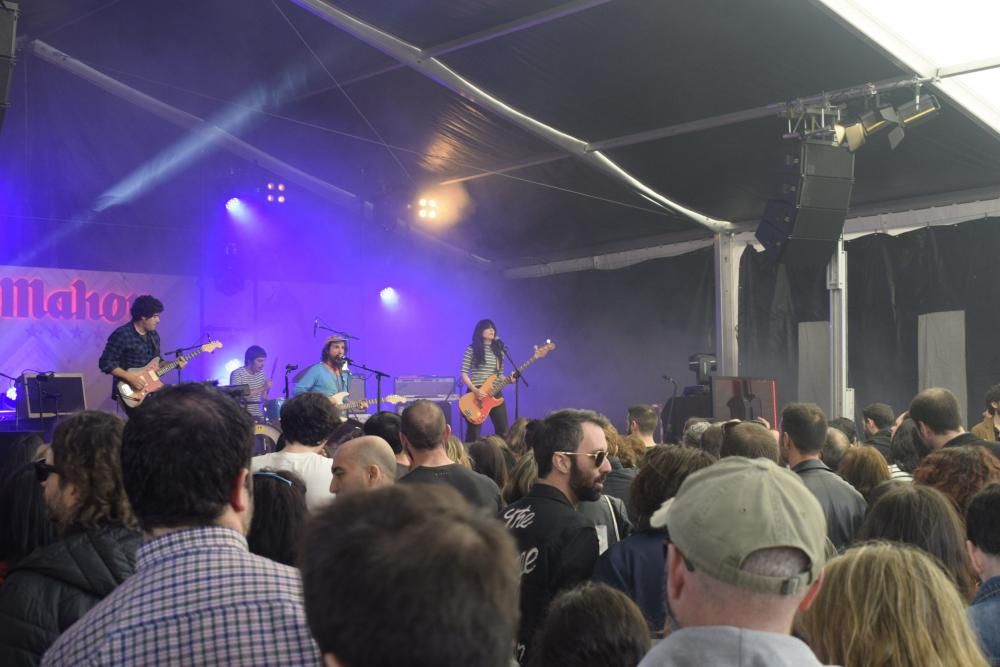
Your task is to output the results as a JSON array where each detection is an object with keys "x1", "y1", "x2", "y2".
[{"x1": 149, "y1": 330, "x2": 161, "y2": 361}]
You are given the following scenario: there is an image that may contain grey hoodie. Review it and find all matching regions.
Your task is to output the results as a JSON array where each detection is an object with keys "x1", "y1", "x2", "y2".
[{"x1": 638, "y1": 626, "x2": 835, "y2": 667}]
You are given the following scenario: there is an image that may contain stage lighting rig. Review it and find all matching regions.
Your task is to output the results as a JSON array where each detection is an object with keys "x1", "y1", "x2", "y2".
[
  {"x1": 784, "y1": 85, "x2": 942, "y2": 153},
  {"x1": 834, "y1": 94, "x2": 941, "y2": 152},
  {"x1": 417, "y1": 197, "x2": 438, "y2": 220}
]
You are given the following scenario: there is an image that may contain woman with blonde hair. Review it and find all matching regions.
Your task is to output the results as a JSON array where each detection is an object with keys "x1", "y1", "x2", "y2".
[
  {"x1": 445, "y1": 435, "x2": 472, "y2": 469},
  {"x1": 797, "y1": 541, "x2": 988, "y2": 667}
]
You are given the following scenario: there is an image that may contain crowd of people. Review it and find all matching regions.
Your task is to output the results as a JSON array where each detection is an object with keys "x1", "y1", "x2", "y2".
[{"x1": 2, "y1": 380, "x2": 1000, "y2": 666}]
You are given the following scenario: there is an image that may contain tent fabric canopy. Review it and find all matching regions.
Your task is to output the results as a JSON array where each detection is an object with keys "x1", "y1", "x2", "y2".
[{"x1": 8, "y1": 0, "x2": 1000, "y2": 267}]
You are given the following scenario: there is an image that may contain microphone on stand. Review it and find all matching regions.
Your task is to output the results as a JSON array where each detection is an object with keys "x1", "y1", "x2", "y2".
[
  {"x1": 285, "y1": 364, "x2": 298, "y2": 372},
  {"x1": 313, "y1": 318, "x2": 318, "y2": 337}
]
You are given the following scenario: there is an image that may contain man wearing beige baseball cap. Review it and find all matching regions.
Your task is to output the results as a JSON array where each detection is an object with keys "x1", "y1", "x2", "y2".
[{"x1": 638, "y1": 456, "x2": 836, "y2": 666}]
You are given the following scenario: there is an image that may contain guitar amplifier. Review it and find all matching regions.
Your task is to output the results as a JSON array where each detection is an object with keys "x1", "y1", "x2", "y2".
[{"x1": 394, "y1": 375, "x2": 457, "y2": 400}]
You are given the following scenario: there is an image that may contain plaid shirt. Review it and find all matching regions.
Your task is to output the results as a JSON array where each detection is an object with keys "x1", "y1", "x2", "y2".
[
  {"x1": 98, "y1": 322, "x2": 160, "y2": 399},
  {"x1": 42, "y1": 526, "x2": 320, "y2": 666}
]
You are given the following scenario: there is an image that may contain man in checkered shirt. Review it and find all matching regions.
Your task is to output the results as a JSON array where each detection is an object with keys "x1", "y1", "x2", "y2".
[{"x1": 42, "y1": 383, "x2": 320, "y2": 666}]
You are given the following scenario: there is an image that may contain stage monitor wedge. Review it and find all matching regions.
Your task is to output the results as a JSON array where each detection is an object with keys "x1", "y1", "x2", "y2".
[
  {"x1": 756, "y1": 140, "x2": 855, "y2": 266},
  {"x1": 0, "y1": 2, "x2": 17, "y2": 133}
]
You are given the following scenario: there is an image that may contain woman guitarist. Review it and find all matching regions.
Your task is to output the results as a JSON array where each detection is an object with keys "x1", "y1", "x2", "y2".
[{"x1": 460, "y1": 319, "x2": 514, "y2": 442}]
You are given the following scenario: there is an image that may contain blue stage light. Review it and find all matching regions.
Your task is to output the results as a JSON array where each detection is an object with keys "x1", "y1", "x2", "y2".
[
  {"x1": 226, "y1": 197, "x2": 241, "y2": 213},
  {"x1": 380, "y1": 287, "x2": 399, "y2": 307}
]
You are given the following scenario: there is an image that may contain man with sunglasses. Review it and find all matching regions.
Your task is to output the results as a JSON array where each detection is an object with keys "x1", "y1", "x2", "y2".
[
  {"x1": 500, "y1": 409, "x2": 612, "y2": 666},
  {"x1": 0, "y1": 411, "x2": 140, "y2": 666}
]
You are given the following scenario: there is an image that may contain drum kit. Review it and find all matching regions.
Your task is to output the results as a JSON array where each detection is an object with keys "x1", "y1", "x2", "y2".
[{"x1": 253, "y1": 398, "x2": 285, "y2": 455}]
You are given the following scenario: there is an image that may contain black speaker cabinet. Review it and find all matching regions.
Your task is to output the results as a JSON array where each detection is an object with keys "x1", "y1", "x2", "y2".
[{"x1": 756, "y1": 140, "x2": 855, "y2": 266}]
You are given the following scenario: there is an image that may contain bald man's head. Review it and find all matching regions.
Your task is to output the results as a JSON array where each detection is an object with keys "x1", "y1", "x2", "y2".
[
  {"x1": 400, "y1": 400, "x2": 449, "y2": 451},
  {"x1": 331, "y1": 436, "x2": 397, "y2": 495}
]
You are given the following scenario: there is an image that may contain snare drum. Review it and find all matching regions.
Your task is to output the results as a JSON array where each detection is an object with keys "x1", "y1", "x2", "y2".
[
  {"x1": 263, "y1": 398, "x2": 286, "y2": 424},
  {"x1": 254, "y1": 423, "x2": 281, "y2": 455}
]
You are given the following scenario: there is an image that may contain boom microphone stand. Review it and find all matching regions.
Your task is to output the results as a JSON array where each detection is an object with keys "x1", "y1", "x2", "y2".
[
  {"x1": 344, "y1": 358, "x2": 390, "y2": 408},
  {"x1": 499, "y1": 343, "x2": 527, "y2": 420},
  {"x1": 163, "y1": 342, "x2": 205, "y2": 382}
]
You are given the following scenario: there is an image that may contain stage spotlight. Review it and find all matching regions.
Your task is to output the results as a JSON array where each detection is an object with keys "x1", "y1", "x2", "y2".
[
  {"x1": 277, "y1": 195, "x2": 286, "y2": 204},
  {"x1": 835, "y1": 94, "x2": 941, "y2": 152},
  {"x1": 267, "y1": 182, "x2": 275, "y2": 190},
  {"x1": 266, "y1": 194, "x2": 274, "y2": 202},
  {"x1": 277, "y1": 183, "x2": 285, "y2": 192},
  {"x1": 225, "y1": 197, "x2": 241, "y2": 212},
  {"x1": 5, "y1": 384, "x2": 15, "y2": 401},
  {"x1": 380, "y1": 287, "x2": 399, "y2": 307},
  {"x1": 224, "y1": 358, "x2": 242, "y2": 374},
  {"x1": 417, "y1": 197, "x2": 438, "y2": 220}
]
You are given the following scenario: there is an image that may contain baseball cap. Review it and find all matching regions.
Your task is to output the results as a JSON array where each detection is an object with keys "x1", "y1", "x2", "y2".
[{"x1": 651, "y1": 456, "x2": 832, "y2": 595}]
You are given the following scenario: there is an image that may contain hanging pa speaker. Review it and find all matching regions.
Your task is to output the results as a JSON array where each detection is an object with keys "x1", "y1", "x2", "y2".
[
  {"x1": 0, "y1": 2, "x2": 17, "y2": 133},
  {"x1": 755, "y1": 140, "x2": 855, "y2": 266}
]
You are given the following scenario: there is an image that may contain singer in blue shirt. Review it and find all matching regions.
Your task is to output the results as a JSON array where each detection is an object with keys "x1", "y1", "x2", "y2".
[{"x1": 294, "y1": 336, "x2": 352, "y2": 401}]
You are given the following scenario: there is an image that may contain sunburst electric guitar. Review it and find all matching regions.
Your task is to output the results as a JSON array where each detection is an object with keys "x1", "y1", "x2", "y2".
[
  {"x1": 117, "y1": 341, "x2": 223, "y2": 408},
  {"x1": 459, "y1": 341, "x2": 556, "y2": 425}
]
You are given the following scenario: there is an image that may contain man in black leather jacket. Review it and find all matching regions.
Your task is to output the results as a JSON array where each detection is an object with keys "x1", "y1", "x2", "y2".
[
  {"x1": 501, "y1": 409, "x2": 612, "y2": 665},
  {"x1": 0, "y1": 411, "x2": 141, "y2": 666}
]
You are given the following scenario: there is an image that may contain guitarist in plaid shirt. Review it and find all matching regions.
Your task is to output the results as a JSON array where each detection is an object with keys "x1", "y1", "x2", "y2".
[{"x1": 98, "y1": 295, "x2": 185, "y2": 412}]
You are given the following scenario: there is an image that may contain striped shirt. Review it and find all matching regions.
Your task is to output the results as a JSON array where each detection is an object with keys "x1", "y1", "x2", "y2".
[
  {"x1": 230, "y1": 366, "x2": 267, "y2": 418},
  {"x1": 461, "y1": 344, "x2": 503, "y2": 387},
  {"x1": 42, "y1": 526, "x2": 319, "y2": 666}
]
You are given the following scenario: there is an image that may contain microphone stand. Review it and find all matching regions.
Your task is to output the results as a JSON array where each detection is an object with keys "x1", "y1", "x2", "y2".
[
  {"x1": 500, "y1": 346, "x2": 527, "y2": 420},
  {"x1": 344, "y1": 358, "x2": 390, "y2": 409},
  {"x1": 662, "y1": 376, "x2": 679, "y2": 443},
  {"x1": 284, "y1": 365, "x2": 297, "y2": 399},
  {"x1": 163, "y1": 342, "x2": 205, "y2": 383}
]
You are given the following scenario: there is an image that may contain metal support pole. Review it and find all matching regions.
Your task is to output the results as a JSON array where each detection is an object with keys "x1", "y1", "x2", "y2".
[
  {"x1": 828, "y1": 237, "x2": 850, "y2": 418},
  {"x1": 714, "y1": 233, "x2": 740, "y2": 376}
]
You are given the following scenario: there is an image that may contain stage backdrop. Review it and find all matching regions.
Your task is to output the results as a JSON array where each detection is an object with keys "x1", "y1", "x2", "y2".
[{"x1": 0, "y1": 265, "x2": 366, "y2": 414}]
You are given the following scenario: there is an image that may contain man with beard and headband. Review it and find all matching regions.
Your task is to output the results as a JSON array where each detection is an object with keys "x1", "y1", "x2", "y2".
[
  {"x1": 501, "y1": 409, "x2": 612, "y2": 666},
  {"x1": 640, "y1": 457, "x2": 833, "y2": 667},
  {"x1": 294, "y1": 335, "x2": 352, "y2": 407}
]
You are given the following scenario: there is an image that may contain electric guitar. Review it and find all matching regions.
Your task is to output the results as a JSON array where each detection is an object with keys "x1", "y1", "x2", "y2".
[
  {"x1": 329, "y1": 391, "x2": 407, "y2": 412},
  {"x1": 459, "y1": 341, "x2": 556, "y2": 425},
  {"x1": 117, "y1": 341, "x2": 224, "y2": 408}
]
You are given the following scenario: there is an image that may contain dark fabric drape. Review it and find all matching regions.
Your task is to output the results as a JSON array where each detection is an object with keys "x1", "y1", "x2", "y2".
[
  {"x1": 739, "y1": 217, "x2": 1000, "y2": 423},
  {"x1": 504, "y1": 247, "x2": 716, "y2": 424},
  {"x1": 738, "y1": 246, "x2": 827, "y2": 413}
]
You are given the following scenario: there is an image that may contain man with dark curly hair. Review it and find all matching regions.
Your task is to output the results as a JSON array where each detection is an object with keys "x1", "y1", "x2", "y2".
[
  {"x1": 252, "y1": 392, "x2": 341, "y2": 511},
  {"x1": 42, "y1": 383, "x2": 319, "y2": 665},
  {"x1": 97, "y1": 295, "x2": 187, "y2": 411},
  {"x1": 0, "y1": 411, "x2": 141, "y2": 666}
]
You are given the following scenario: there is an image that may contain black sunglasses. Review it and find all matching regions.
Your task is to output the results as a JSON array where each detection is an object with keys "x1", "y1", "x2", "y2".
[
  {"x1": 33, "y1": 458, "x2": 59, "y2": 483},
  {"x1": 556, "y1": 450, "x2": 609, "y2": 467}
]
